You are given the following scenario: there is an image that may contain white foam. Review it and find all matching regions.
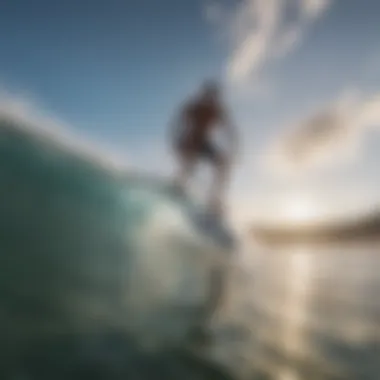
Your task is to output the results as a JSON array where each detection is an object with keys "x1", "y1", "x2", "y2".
[{"x1": 0, "y1": 91, "x2": 129, "y2": 173}]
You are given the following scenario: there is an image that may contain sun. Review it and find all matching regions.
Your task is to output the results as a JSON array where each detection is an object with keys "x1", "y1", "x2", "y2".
[{"x1": 281, "y1": 195, "x2": 319, "y2": 225}]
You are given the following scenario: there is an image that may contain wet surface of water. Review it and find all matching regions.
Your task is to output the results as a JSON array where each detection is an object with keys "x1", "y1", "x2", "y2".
[
  {"x1": 2, "y1": 242, "x2": 380, "y2": 380},
  {"x1": 215, "y1": 240, "x2": 380, "y2": 379}
]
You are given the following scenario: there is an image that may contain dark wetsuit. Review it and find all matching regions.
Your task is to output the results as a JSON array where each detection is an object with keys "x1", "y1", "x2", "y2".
[{"x1": 177, "y1": 99, "x2": 223, "y2": 163}]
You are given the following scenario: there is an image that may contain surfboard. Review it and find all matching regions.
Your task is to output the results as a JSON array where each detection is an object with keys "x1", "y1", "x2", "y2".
[
  {"x1": 163, "y1": 181, "x2": 236, "y2": 249},
  {"x1": 188, "y1": 209, "x2": 236, "y2": 250}
]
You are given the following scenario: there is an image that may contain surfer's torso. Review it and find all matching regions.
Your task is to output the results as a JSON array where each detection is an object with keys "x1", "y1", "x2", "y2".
[{"x1": 179, "y1": 99, "x2": 223, "y2": 150}]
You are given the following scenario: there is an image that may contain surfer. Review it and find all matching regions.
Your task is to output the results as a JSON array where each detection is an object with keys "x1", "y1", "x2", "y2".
[{"x1": 169, "y1": 80, "x2": 238, "y2": 215}]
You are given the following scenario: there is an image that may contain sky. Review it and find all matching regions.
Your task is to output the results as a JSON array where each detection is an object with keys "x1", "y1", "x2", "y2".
[{"x1": 1, "y1": 0, "x2": 380, "y2": 226}]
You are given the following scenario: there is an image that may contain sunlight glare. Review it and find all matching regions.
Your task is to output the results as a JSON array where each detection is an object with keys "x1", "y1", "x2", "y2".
[{"x1": 281, "y1": 195, "x2": 319, "y2": 224}]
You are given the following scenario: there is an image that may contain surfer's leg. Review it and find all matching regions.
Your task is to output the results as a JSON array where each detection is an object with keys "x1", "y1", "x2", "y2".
[
  {"x1": 204, "y1": 143, "x2": 229, "y2": 214},
  {"x1": 213, "y1": 159, "x2": 228, "y2": 209},
  {"x1": 173, "y1": 150, "x2": 196, "y2": 195},
  {"x1": 204, "y1": 266, "x2": 225, "y2": 319}
]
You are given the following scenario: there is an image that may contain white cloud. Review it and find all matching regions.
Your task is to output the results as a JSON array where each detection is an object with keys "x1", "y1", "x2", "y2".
[
  {"x1": 274, "y1": 27, "x2": 302, "y2": 58},
  {"x1": 205, "y1": 0, "x2": 333, "y2": 84},
  {"x1": 262, "y1": 89, "x2": 380, "y2": 175},
  {"x1": 227, "y1": 0, "x2": 280, "y2": 83},
  {"x1": 301, "y1": 0, "x2": 331, "y2": 20},
  {"x1": 203, "y1": 1, "x2": 225, "y2": 24}
]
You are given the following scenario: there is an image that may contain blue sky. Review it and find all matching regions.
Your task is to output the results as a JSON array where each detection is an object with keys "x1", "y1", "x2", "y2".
[
  {"x1": 1, "y1": 0, "x2": 380, "y2": 225},
  {"x1": 0, "y1": 1, "x2": 221, "y2": 137}
]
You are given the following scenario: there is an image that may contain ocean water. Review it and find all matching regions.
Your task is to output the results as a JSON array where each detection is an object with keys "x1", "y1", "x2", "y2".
[
  {"x1": 1, "y1": 114, "x2": 379, "y2": 380},
  {"x1": 224, "y1": 241, "x2": 380, "y2": 379},
  {"x1": 0, "y1": 114, "x2": 236, "y2": 379}
]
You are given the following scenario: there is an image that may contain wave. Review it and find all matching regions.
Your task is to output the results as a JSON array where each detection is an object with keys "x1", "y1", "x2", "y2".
[{"x1": 0, "y1": 110, "x2": 237, "y2": 379}]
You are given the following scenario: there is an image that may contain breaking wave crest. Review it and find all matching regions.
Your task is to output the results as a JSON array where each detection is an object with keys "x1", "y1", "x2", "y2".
[{"x1": 0, "y1": 109, "x2": 236, "y2": 379}]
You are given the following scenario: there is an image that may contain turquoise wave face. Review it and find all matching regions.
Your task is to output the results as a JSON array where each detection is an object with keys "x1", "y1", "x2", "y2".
[{"x1": 0, "y1": 118, "x2": 235, "y2": 379}]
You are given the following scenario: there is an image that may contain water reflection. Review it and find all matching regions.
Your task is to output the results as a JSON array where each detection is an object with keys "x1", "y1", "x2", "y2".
[
  {"x1": 3, "y1": 234, "x2": 380, "y2": 379},
  {"x1": 220, "y1": 241, "x2": 380, "y2": 379}
]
